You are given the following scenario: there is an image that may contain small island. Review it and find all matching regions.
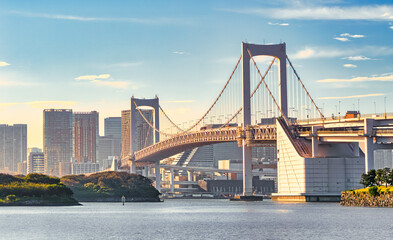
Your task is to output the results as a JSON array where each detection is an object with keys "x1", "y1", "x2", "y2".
[
  {"x1": 1, "y1": 171, "x2": 161, "y2": 206},
  {"x1": 60, "y1": 171, "x2": 161, "y2": 202},
  {"x1": 341, "y1": 168, "x2": 393, "y2": 207},
  {"x1": 0, "y1": 173, "x2": 79, "y2": 206}
]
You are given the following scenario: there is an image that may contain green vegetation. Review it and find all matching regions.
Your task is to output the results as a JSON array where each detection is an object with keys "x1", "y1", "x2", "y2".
[
  {"x1": 61, "y1": 171, "x2": 160, "y2": 202},
  {"x1": 360, "y1": 168, "x2": 393, "y2": 188},
  {"x1": 0, "y1": 173, "x2": 78, "y2": 206}
]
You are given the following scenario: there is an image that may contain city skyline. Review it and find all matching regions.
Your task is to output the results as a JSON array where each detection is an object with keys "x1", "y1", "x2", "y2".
[{"x1": 1, "y1": 0, "x2": 393, "y2": 148}]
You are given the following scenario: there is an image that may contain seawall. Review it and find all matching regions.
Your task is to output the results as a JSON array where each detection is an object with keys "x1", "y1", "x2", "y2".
[{"x1": 340, "y1": 191, "x2": 393, "y2": 207}]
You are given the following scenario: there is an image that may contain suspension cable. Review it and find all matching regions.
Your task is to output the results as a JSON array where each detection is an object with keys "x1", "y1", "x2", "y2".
[
  {"x1": 159, "y1": 54, "x2": 243, "y2": 133},
  {"x1": 218, "y1": 57, "x2": 277, "y2": 128},
  {"x1": 159, "y1": 106, "x2": 184, "y2": 132},
  {"x1": 247, "y1": 48, "x2": 291, "y2": 126},
  {"x1": 133, "y1": 101, "x2": 176, "y2": 137},
  {"x1": 286, "y1": 56, "x2": 325, "y2": 121}
]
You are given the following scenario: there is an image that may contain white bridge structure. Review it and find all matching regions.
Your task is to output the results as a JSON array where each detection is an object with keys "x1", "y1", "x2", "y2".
[{"x1": 124, "y1": 42, "x2": 393, "y2": 201}]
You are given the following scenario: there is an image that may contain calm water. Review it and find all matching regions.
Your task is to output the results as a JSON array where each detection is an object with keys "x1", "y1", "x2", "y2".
[{"x1": 1, "y1": 199, "x2": 393, "y2": 240}]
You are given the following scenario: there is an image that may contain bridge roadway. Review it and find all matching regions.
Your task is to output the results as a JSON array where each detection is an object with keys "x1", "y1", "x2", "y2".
[
  {"x1": 131, "y1": 116, "x2": 393, "y2": 165},
  {"x1": 133, "y1": 125, "x2": 276, "y2": 163}
]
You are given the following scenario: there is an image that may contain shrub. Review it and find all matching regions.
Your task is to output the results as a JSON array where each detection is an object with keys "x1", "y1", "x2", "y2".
[
  {"x1": 5, "y1": 194, "x2": 17, "y2": 203},
  {"x1": 368, "y1": 186, "x2": 379, "y2": 197},
  {"x1": 24, "y1": 173, "x2": 60, "y2": 185},
  {"x1": 0, "y1": 174, "x2": 22, "y2": 184}
]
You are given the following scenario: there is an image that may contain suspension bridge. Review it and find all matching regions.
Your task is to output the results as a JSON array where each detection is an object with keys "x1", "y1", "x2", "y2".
[{"x1": 123, "y1": 42, "x2": 393, "y2": 201}]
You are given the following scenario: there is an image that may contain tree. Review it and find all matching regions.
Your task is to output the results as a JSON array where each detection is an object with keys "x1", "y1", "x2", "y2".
[
  {"x1": 24, "y1": 173, "x2": 60, "y2": 185},
  {"x1": 375, "y1": 169, "x2": 390, "y2": 186},
  {"x1": 360, "y1": 169, "x2": 377, "y2": 187},
  {"x1": 382, "y1": 168, "x2": 391, "y2": 187},
  {"x1": 388, "y1": 169, "x2": 393, "y2": 186}
]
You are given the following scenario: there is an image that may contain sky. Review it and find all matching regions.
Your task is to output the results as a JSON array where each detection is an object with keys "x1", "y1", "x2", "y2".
[{"x1": 1, "y1": 0, "x2": 393, "y2": 148}]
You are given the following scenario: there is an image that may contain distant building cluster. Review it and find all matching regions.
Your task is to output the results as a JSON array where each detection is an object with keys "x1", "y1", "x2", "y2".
[{"x1": 0, "y1": 103, "x2": 155, "y2": 177}]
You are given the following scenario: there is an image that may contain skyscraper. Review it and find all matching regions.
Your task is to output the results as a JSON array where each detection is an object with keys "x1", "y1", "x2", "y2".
[
  {"x1": 121, "y1": 110, "x2": 131, "y2": 159},
  {"x1": 73, "y1": 111, "x2": 99, "y2": 163},
  {"x1": 0, "y1": 124, "x2": 27, "y2": 173},
  {"x1": 104, "y1": 117, "x2": 121, "y2": 139},
  {"x1": 121, "y1": 109, "x2": 154, "y2": 159},
  {"x1": 43, "y1": 109, "x2": 73, "y2": 176},
  {"x1": 27, "y1": 151, "x2": 45, "y2": 174}
]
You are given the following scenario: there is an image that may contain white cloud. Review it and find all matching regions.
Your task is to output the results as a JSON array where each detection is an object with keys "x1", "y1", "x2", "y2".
[
  {"x1": 340, "y1": 33, "x2": 365, "y2": 38},
  {"x1": 292, "y1": 47, "x2": 345, "y2": 59},
  {"x1": 317, "y1": 73, "x2": 393, "y2": 83},
  {"x1": 342, "y1": 56, "x2": 371, "y2": 61},
  {"x1": 319, "y1": 93, "x2": 385, "y2": 100},
  {"x1": 0, "y1": 102, "x2": 18, "y2": 108},
  {"x1": 291, "y1": 46, "x2": 393, "y2": 60},
  {"x1": 0, "y1": 62, "x2": 10, "y2": 67},
  {"x1": 75, "y1": 74, "x2": 131, "y2": 89},
  {"x1": 0, "y1": 79, "x2": 36, "y2": 86},
  {"x1": 173, "y1": 51, "x2": 186, "y2": 55},
  {"x1": 9, "y1": 11, "x2": 190, "y2": 25},
  {"x1": 268, "y1": 22, "x2": 289, "y2": 26},
  {"x1": 222, "y1": 5, "x2": 393, "y2": 20},
  {"x1": 390, "y1": 26, "x2": 393, "y2": 29},
  {"x1": 343, "y1": 64, "x2": 357, "y2": 68},
  {"x1": 75, "y1": 74, "x2": 110, "y2": 81},
  {"x1": 334, "y1": 37, "x2": 350, "y2": 42}
]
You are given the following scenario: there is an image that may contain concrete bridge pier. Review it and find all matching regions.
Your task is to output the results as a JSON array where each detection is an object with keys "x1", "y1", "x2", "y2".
[
  {"x1": 142, "y1": 166, "x2": 149, "y2": 177},
  {"x1": 363, "y1": 118, "x2": 375, "y2": 172},
  {"x1": 187, "y1": 170, "x2": 194, "y2": 182},
  {"x1": 170, "y1": 167, "x2": 175, "y2": 194},
  {"x1": 312, "y1": 126, "x2": 322, "y2": 157},
  {"x1": 155, "y1": 160, "x2": 161, "y2": 192},
  {"x1": 130, "y1": 160, "x2": 137, "y2": 174}
]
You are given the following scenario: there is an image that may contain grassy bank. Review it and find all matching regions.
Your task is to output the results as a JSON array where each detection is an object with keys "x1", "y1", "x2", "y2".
[
  {"x1": 61, "y1": 171, "x2": 161, "y2": 202},
  {"x1": 0, "y1": 173, "x2": 79, "y2": 206}
]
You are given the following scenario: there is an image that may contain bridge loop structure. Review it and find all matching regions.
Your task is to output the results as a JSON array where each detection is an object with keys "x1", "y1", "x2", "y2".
[{"x1": 124, "y1": 42, "x2": 393, "y2": 200}]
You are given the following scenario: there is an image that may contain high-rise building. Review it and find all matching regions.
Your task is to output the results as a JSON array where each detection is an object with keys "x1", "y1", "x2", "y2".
[
  {"x1": 121, "y1": 109, "x2": 154, "y2": 159},
  {"x1": 73, "y1": 111, "x2": 99, "y2": 163},
  {"x1": 97, "y1": 136, "x2": 121, "y2": 168},
  {"x1": 104, "y1": 117, "x2": 121, "y2": 139},
  {"x1": 43, "y1": 109, "x2": 73, "y2": 176},
  {"x1": 0, "y1": 124, "x2": 27, "y2": 173},
  {"x1": 97, "y1": 117, "x2": 121, "y2": 167},
  {"x1": 27, "y1": 151, "x2": 45, "y2": 174},
  {"x1": 121, "y1": 110, "x2": 131, "y2": 159}
]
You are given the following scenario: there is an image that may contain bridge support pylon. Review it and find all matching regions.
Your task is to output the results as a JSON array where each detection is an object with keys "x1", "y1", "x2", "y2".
[
  {"x1": 241, "y1": 42, "x2": 288, "y2": 196},
  {"x1": 129, "y1": 96, "x2": 160, "y2": 174}
]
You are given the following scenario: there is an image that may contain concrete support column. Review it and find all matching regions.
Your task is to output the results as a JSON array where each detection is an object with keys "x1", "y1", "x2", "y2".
[
  {"x1": 155, "y1": 160, "x2": 161, "y2": 192},
  {"x1": 364, "y1": 118, "x2": 375, "y2": 172},
  {"x1": 142, "y1": 166, "x2": 148, "y2": 177},
  {"x1": 353, "y1": 142, "x2": 360, "y2": 157},
  {"x1": 243, "y1": 144, "x2": 253, "y2": 196},
  {"x1": 311, "y1": 126, "x2": 321, "y2": 157},
  {"x1": 170, "y1": 168, "x2": 174, "y2": 194},
  {"x1": 130, "y1": 160, "x2": 136, "y2": 174},
  {"x1": 187, "y1": 170, "x2": 194, "y2": 182},
  {"x1": 364, "y1": 137, "x2": 374, "y2": 172}
]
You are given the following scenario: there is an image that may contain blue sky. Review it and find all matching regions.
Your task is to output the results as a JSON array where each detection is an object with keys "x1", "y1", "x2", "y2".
[{"x1": 1, "y1": 0, "x2": 393, "y2": 148}]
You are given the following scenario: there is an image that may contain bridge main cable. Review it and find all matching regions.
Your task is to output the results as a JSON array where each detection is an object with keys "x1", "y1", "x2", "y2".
[
  {"x1": 158, "y1": 54, "x2": 243, "y2": 133},
  {"x1": 286, "y1": 55, "x2": 325, "y2": 122},
  {"x1": 218, "y1": 57, "x2": 277, "y2": 128},
  {"x1": 247, "y1": 48, "x2": 291, "y2": 126}
]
